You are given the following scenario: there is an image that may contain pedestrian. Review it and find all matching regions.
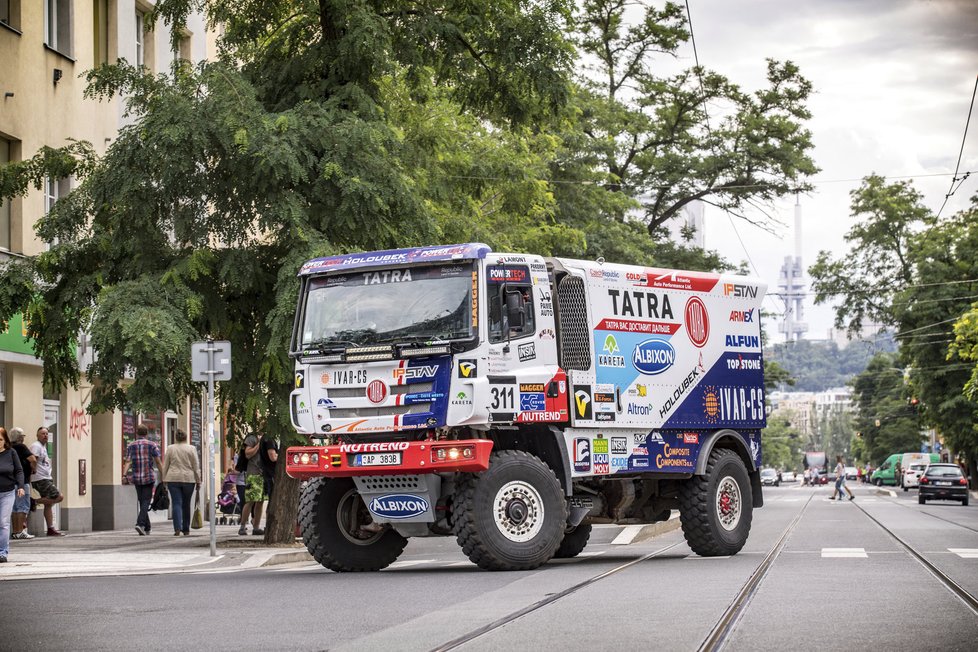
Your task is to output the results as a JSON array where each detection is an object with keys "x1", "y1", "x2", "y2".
[
  {"x1": 259, "y1": 431, "x2": 279, "y2": 502},
  {"x1": 124, "y1": 424, "x2": 164, "y2": 535},
  {"x1": 1, "y1": 427, "x2": 29, "y2": 563},
  {"x1": 9, "y1": 428, "x2": 36, "y2": 539},
  {"x1": 30, "y1": 427, "x2": 64, "y2": 536},
  {"x1": 831, "y1": 455, "x2": 854, "y2": 501},
  {"x1": 162, "y1": 429, "x2": 201, "y2": 536},
  {"x1": 239, "y1": 430, "x2": 270, "y2": 536}
]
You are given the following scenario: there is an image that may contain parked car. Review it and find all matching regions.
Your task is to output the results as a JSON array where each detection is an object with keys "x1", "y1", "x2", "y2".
[
  {"x1": 902, "y1": 463, "x2": 928, "y2": 491},
  {"x1": 760, "y1": 468, "x2": 780, "y2": 486},
  {"x1": 781, "y1": 471, "x2": 797, "y2": 483},
  {"x1": 845, "y1": 466, "x2": 858, "y2": 480},
  {"x1": 918, "y1": 464, "x2": 970, "y2": 505}
]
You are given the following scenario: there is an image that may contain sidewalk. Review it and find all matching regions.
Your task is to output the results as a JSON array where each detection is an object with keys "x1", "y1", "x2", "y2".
[{"x1": 0, "y1": 517, "x2": 312, "y2": 581}]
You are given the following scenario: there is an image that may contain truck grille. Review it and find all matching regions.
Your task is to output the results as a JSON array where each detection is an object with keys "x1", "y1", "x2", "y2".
[
  {"x1": 557, "y1": 275, "x2": 591, "y2": 370},
  {"x1": 329, "y1": 403, "x2": 431, "y2": 418}
]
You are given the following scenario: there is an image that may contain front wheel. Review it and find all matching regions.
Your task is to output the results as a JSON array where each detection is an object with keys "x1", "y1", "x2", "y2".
[
  {"x1": 453, "y1": 450, "x2": 567, "y2": 571},
  {"x1": 554, "y1": 522, "x2": 592, "y2": 559},
  {"x1": 678, "y1": 448, "x2": 753, "y2": 557},
  {"x1": 875, "y1": 478, "x2": 883, "y2": 487},
  {"x1": 298, "y1": 478, "x2": 407, "y2": 572}
]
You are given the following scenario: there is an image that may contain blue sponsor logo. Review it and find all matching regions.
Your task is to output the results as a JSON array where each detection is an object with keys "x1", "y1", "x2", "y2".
[
  {"x1": 368, "y1": 494, "x2": 430, "y2": 520},
  {"x1": 573, "y1": 438, "x2": 591, "y2": 473},
  {"x1": 593, "y1": 453, "x2": 609, "y2": 465},
  {"x1": 317, "y1": 398, "x2": 336, "y2": 409},
  {"x1": 520, "y1": 392, "x2": 546, "y2": 411},
  {"x1": 633, "y1": 339, "x2": 676, "y2": 375}
]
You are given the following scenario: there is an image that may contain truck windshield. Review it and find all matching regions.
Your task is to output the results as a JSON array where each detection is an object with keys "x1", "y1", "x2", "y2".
[{"x1": 301, "y1": 264, "x2": 476, "y2": 349}]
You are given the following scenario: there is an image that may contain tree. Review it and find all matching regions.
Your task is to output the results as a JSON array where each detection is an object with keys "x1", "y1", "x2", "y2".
[
  {"x1": 0, "y1": 0, "x2": 578, "y2": 544},
  {"x1": 555, "y1": 0, "x2": 817, "y2": 259},
  {"x1": 850, "y1": 356, "x2": 923, "y2": 465},
  {"x1": 809, "y1": 174, "x2": 930, "y2": 335},
  {"x1": 761, "y1": 415, "x2": 804, "y2": 471}
]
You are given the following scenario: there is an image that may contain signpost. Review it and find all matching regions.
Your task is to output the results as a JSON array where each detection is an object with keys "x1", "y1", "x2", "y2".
[{"x1": 191, "y1": 340, "x2": 232, "y2": 557}]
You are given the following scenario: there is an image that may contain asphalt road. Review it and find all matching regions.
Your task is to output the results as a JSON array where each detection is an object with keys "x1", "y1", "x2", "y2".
[{"x1": 4, "y1": 482, "x2": 977, "y2": 651}]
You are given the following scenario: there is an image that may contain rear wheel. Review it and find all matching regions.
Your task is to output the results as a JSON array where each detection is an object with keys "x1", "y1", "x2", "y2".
[
  {"x1": 875, "y1": 478, "x2": 883, "y2": 487},
  {"x1": 918, "y1": 496, "x2": 926, "y2": 505},
  {"x1": 678, "y1": 448, "x2": 753, "y2": 557},
  {"x1": 453, "y1": 450, "x2": 566, "y2": 570},
  {"x1": 298, "y1": 478, "x2": 407, "y2": 572},
  {"x1": 554, "y1": 522, "x2": 592, "y2": 559},
  {"x1": 963, "y1": 496, "x2": 969, "y2": 507}
]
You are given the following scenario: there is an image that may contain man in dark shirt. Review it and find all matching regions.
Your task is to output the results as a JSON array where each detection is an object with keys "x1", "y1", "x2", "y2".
[{"x1": 9, "y1": 428, "x2": 35, "y2": 539}]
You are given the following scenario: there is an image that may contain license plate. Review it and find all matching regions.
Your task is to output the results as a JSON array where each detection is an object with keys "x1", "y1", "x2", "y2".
[
  {"x1": 936, "y1": 481, "x2": 951, "y2": 486},
  {"x1": 355, "y1": 452, "x2": 402, "y2": 466}
]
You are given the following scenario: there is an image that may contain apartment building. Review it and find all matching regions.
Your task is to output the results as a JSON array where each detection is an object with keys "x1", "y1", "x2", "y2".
[{"x1": 0, "y1": 1, "x2": 211, "y2": 532}]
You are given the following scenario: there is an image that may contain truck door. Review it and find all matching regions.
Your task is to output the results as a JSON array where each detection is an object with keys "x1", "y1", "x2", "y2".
[{"x1": 482, "y1": 255, "x2": 567, "y2": 425}]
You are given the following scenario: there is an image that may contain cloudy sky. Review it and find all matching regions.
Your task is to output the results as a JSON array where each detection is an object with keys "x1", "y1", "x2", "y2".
[{"x1": 676, "y1": 0, "x2": 978, "y2": 341}]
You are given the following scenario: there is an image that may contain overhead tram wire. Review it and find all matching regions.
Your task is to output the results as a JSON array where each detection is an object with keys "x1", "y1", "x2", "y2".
[
  {"x1": 683, "y1": 0, "x2": 786, "y2": 319},
  {"x1": 936, "y1": 75, "x2": 977, "y2": 220}
]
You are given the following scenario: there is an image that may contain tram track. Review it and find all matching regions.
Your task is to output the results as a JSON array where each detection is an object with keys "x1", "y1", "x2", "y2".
[
  {"x1": 696, "y1": 493, "x2": 815, "y2": 652},
  {"x1": 853, "y1": 499, "x2": 978, "y2": 616},
  {"x1": 428, "y1": 540, "x2": 686, "y2": 652}
]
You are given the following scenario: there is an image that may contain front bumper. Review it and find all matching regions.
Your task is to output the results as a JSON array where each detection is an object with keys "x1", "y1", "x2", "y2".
[{"x1": 286, "y1": 439, "x2": 494, "y2": 480}]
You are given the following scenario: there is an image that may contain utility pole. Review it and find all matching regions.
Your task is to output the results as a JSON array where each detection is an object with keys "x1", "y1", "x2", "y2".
[{"x1": 191, "y1": 339, "x2": 232, "y2": 557}]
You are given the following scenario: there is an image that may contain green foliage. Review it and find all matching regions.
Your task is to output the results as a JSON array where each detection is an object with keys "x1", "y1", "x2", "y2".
[
  {"x1": 762, "y1": 415, "x2": 804, "y2": 471},
  {"x1": 766, "y1": 339, "x2": 892, "y2": 392},
  {"x1": 809, "y1": 174, "x2": 931, "y2": 335},
  {"x1": 850, "y1": 354, "x2": 924, "y2": 465},
  {"x1": 562, "y1": 0, "x2": 818, "y2": 242}
]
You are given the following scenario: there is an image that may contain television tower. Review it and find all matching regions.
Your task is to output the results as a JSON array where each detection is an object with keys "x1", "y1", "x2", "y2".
[{"x1": 778, "y1": 195, "x2": 808, "y2": 341}]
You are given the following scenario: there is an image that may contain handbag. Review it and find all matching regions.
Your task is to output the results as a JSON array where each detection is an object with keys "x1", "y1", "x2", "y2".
[
  {"x1": 151, "y1": 483, "x2": 170, "y2": 511},
  {"x1": 191, "y1": 490, "x2": 204, "y2": 529}
]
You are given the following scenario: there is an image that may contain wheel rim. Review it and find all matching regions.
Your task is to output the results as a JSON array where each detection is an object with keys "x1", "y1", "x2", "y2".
[
  {"x1": 493, "y1": 480, "x2": 545, "y2": 542},
  {"x1": 336, "y1": 488, "x2": 385, "y2": 546},
  {"x1": 715, "y1": 475, "x2": 742, "y2": 531}
]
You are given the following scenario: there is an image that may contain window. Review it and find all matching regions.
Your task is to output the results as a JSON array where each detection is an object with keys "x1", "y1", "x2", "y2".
[
  {"x1": 0, "y1": 138, "x2": 10, "y2": 250},
  {"x1": 44, "y1": 0, "x2": 72, "y2": 56},
  {"x1": 488, "y1": 277, "x2": 536, "y2": 344},
  {"x1": 1, "y1": 0, "x2": 21, "y2": 31},
  {"x1": 93, "y1": 0, "x2": 108, "y2": 65},
  {"x1": 135, "y1": 10, "x2": 144, "y2": 67},
  {"x1": 44, "y1": 176, "x2": 70, "y2": 248}
]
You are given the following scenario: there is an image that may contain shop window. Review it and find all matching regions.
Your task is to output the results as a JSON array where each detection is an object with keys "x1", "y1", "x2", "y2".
[{"x1": 44, "y1": 0, "x2": 73, "y2": 57}]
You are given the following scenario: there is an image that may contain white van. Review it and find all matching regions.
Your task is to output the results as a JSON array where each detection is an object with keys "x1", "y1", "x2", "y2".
[{"x1": 901, "y1": 452, "x2": 938, "y2": 490}]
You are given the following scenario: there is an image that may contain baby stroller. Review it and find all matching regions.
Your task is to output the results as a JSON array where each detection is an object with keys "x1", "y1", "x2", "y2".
[{"x1": 217, "y1": 479, "x2": 242, "y2": 525}]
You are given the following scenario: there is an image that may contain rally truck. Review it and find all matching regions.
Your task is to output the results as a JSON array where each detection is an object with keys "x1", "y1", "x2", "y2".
[{"x1": 286, "y1": 243, "x2": 767, "y2": 571}]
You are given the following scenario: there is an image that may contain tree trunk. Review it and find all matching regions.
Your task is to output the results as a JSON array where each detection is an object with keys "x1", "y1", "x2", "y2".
[{"x1": 264, "y1": 452, "x2": 300, "y2": 544}]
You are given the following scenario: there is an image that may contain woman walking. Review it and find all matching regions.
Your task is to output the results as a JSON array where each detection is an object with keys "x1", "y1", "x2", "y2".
[
  {"x1": 162, "y1": 429, "x2": 201, "y2": 536},
  {"x1": 0, "y1": 426, "x2": 28, "y2": 562}
]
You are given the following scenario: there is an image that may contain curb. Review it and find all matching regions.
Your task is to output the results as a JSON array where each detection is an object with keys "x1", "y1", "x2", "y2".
[{"x1": 257, "y1": 549, "x2": 314, "y2": 567}]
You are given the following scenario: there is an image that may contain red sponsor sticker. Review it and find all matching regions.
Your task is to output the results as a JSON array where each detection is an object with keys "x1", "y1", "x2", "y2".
[
  {"x1": 683, "y1": 432, "x2": 699, "y2": 444},
  {"x1": 685, "y1": 297, "x2": 709, "y2": 348},
  {"x1": 594, "y1": 319, "x2": 680, "y2": 334},
  {"x1": 366, "y1": 380, "x2": 388, "y2": 404}
]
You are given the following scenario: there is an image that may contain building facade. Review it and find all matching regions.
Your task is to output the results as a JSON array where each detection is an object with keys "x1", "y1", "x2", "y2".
[{"x1": 0, "y1": 1, "x2": 213, "y2": 533}]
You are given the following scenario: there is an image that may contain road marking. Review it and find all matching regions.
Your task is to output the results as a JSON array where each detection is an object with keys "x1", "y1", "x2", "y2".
[
  {"x1": 388, "y1": 559, "x2": 438, "y2": 569},
  {"x1": 949, "y1": 548, "x2": 978, "y2": 558},
  {"x1": 822, "y1": 548, "x2": 867, "y2": 558},
  {"x1": 612, "y1": 524, "x2": 646, "y2": 545},
  {"x1": 783, "y1": 498, "x2": 801, "y2": 502}
]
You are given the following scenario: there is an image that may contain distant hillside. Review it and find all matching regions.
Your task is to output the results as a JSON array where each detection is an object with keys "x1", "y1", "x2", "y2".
[{"x1": 765, "y1": 337, "x2": 897, "y2": 392}]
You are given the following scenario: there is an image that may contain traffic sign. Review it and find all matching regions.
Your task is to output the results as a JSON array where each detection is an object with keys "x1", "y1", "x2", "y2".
[{"x1": 191, "y1": 340, "x2": 232, "y2": 381}]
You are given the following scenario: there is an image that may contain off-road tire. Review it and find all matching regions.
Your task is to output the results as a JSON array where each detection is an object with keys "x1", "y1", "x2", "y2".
[
  {"x1": 554, "y1": 522, "x2": 592, "y2": 559},
  {"x1": 452, "y1": 450, "x2": 567, "y2": 571},
  {"x1": 678, "y1": 447, "x2": 753, "y2": 557},
  {"x1": 298, "y1": 477, "x2": 407, "y2": 572}
]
